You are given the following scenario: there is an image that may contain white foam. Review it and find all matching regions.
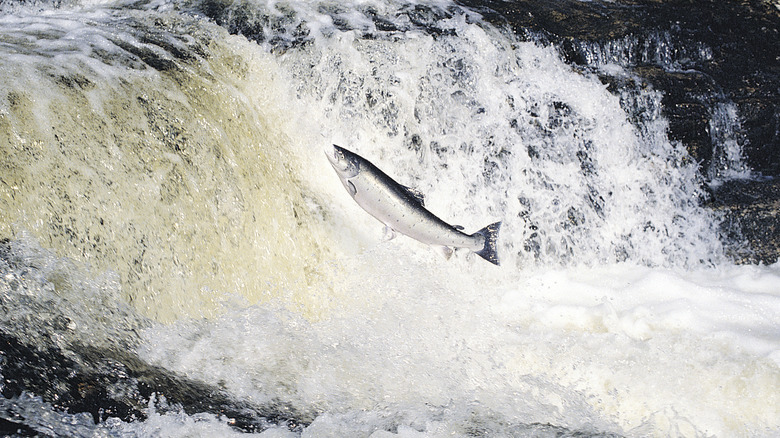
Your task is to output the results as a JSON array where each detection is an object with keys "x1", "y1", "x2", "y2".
[
  {"x1": 2, "y1": 0, "x2": 777, "y2": 436},
  {"x1": 264, "y1": 0, "x2": 724, "y2": 269},
  {"x1": 136, "y1": 254, "x2": 780, "y2": 436},
  {"x1": 126, "y1": 3, "x2": 779, "y2": 432}
]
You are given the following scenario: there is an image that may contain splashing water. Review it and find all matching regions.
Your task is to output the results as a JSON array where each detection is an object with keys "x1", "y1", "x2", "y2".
[{"x1": 1, "y1": 0, "x2": 778, "y2": 436}]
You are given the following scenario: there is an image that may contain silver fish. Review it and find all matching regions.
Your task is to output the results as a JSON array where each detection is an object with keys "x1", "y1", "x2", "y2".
[{"x1": 327, "y1": 144, "x2": 501, "y2": 265}]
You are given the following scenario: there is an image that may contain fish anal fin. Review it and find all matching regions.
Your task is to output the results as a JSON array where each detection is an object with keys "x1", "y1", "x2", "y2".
[
  {"x1": 438, "y1": 246, "x2": 454, "y2": 260},
  {"x1": 382, "y1": 225, "x2": 397, "y2": 241}
]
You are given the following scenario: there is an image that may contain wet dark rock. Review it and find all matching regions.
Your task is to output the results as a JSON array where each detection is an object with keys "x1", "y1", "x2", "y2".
[
  {"x1": 0, "y1": 330, "x2": 308, "y2": 433},
  {"x1": 0, "y1": 239, "x2": 307, "y2": 433},
  {"x1": 459, "y1": 0, "x2": 780, "y2": 264},
  {"x1": 706, "y1": 177, "x2": 780, "y2": 264},
  {"x1": 0, "y1": 418, "x2": 38, "y2": 438},
  {"x1": 460, "y1": 0, "x2": 779, "y2": 175},
  {"x1": 631, "y1": 65, "x2": 720, "y2": 166}
]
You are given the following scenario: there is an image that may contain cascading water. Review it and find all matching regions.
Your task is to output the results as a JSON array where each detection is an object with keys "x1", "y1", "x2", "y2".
[{"x1": 1, "y1": 0, "x2": 778, "y2": 437}]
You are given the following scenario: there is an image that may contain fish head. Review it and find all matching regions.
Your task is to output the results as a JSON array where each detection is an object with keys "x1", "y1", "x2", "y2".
[{"x1": 327, "y1": 144, "x2": 360, "y2": 179}]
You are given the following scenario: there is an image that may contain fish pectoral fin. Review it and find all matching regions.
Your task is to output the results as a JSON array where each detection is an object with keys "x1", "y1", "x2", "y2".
[
  {"x1": 346, "y1": 180, "x2": 357, "y2": 197},
  {"x1": 382, "y1": 225, "x2": 397, "y2": 241},
  {"x1": 438, "y1": 246, "x2": 454, "y2": 260}
]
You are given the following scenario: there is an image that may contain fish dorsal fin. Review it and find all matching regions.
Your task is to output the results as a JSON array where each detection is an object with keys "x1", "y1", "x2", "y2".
[{"x1": 402, "y1": 185, "x2": 425, "y2": 206}]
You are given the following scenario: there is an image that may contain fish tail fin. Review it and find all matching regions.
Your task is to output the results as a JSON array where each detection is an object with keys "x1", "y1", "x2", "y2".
[{"x1": 473, "y1": 221, "x2": 501, "y2": 265}]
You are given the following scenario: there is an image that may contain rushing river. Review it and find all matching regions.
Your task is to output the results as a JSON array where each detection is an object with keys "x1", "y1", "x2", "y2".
[{"x1": 1, "y1": 0, "x2": 778, "y2": 436}]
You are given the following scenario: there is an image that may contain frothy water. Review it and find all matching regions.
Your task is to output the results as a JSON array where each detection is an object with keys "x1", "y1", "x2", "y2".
[
  {"x1": 1, "y1": 0, "x2": 778, "y2": 436},
  {"x1": 0, "y1": 3, "x2": 335, "y2": 321},
  {"x1": 707, "y1": 101, "x2": 752, "y2": 184}
]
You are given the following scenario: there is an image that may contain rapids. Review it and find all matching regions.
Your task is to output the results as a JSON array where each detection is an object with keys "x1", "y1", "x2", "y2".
[{"x1": 1, "y1": 0, "x2": 778, "y2": 436}]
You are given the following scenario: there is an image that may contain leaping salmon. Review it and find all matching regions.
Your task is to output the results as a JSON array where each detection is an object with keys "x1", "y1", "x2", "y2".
[{"x1": 326, "y1": 144, "x2": 501, "y2": 265}]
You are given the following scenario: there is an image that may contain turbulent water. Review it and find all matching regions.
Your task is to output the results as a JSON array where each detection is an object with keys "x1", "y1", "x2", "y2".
[{"x1": 0, "y1": 0, "x2": 778, "y2": 436}]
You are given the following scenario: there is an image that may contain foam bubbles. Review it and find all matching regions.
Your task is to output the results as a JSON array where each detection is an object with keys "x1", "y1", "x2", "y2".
[
  {"x1": 1, "y1": 0, "x2": 778, "y2": 436},
  {"x1": 136, "y1": 248, "x2": 780, "y2": 436},
  {"x1": 246, "y1": 0, "x2": 726, "y2": 269}
]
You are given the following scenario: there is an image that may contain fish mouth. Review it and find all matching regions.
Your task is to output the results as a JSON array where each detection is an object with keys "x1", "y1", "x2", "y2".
[
  {"x1": 326, "y1": 144, "x2": 351, "y2": 174},
  {"x1": 325, "y1": 144, "x2": 340, "y2": 167}
]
